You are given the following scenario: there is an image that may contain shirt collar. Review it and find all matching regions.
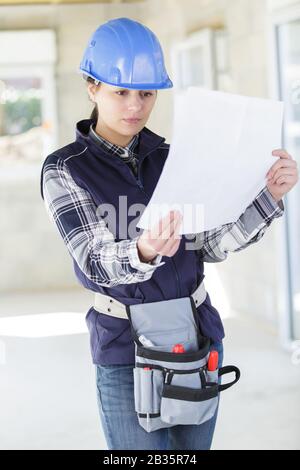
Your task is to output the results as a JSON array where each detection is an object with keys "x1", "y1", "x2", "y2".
[{"x1": 88, "y1": 122, "x2": 139, "y2": 158}]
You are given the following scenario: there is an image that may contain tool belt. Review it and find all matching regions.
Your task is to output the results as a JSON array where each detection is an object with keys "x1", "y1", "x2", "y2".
[
  {"x1": 94, "y1": 280, "x2": 207, "y2": 320},
  {"x1": 94, "y1": 280, "x2": 240, "y2": 433}
]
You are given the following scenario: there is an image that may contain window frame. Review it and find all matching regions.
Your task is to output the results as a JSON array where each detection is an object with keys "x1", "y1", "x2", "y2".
[{"x1": 267, "y1": 1, "x2": 300, "y2": 351}]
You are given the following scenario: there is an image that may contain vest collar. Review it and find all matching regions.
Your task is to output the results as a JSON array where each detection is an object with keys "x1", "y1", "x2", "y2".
[{"x1": 75, "y1": 119, "x2": 166, "y2": 158}]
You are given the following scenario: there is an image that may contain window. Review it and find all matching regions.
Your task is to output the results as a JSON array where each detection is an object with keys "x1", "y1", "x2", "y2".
[
  {"x1": 0, "y1": 77, "x2": 43, "y2": 136},
  {"x1": 0, "y1": 30, "x2": 57, "y2": 170},
  {"x1": 170, "y1": 27, "x2": 229, "y2": 93}
]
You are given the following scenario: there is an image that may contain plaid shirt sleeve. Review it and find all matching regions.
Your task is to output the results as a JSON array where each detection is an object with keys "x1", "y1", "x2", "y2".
[
  {"x1": 196, "y1": 186, "x2": 285, "y2": 263},
  {"x1": 41, "y1": 156, "x2": 165, "y2": 288}
]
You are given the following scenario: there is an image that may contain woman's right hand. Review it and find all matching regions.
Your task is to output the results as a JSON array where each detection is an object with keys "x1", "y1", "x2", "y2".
[{"x1": 137, "y1": 210, "x2": 183, "y2": 263}]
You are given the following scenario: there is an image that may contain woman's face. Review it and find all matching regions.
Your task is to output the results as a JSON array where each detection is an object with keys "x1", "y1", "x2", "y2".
[{"x1": 87, "y1": 81, "x2": 157, "y2": 139}]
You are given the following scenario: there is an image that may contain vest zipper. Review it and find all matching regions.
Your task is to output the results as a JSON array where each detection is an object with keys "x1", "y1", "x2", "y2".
[
  {"x1": 137, "y1": 178, "x2": 145, "y2": 192},
  {"x1": 135, "y1": 141, "x2": 164, "y2": 193},
  {"x1": 136, "y1": 155, "x2": 146, "y2": 193},
  {"x1": 171, "y1": 258, "x2": 181, "y2": 298}
]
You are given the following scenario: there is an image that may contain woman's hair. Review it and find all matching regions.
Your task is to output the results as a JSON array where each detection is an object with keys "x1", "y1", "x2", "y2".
[{"x1": 84, "y1": 74, "x2": 99, "y2": 123}]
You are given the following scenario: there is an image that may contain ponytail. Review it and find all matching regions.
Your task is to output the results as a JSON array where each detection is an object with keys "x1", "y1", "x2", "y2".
[{"x1": 90, "y1": 104, "x2": 98, "y2": 123}]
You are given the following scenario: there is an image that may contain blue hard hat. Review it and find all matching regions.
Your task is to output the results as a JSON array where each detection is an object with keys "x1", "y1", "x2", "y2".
[{"x1": 79, "y1": 17, "x2": 173, "y2": 90}]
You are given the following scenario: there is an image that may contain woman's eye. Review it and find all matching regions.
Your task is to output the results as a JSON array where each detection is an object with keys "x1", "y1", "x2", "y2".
[{"x1": 116, "y1": 91, "x2": 153, "y2": 97}]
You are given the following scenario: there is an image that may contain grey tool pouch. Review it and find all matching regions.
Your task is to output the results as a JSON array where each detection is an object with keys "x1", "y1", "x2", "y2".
[{"x1": 126, "y1": 295, "x2": 240, "y2": 433}]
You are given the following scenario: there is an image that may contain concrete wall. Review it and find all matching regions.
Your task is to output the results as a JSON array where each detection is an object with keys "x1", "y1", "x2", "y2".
[
  {"x1": 0, "y1": 2, "x2": 146, "y2": 293},
  {"x1": 0, "y1": 0, "x2": 290, "y2": 331}
]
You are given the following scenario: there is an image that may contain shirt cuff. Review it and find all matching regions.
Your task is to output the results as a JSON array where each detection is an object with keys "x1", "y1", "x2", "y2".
[
  {"x1": 263, "y1": 187, "x2": 285, "y2": 215},
  {"x1": 128, "y1": 237, "x2": 165, "y2": 273},
  {"x1": 149, "y1": 253, "x2": 164, "y2": 266}
]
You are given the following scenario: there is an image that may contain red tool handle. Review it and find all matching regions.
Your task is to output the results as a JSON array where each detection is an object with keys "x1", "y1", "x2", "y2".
[
  {"x1": 172, "y1": 343, "x2": 185, "y2": 353},
  {"x1": 207, "y1": 351, "x2": 218, "y2": 371}
]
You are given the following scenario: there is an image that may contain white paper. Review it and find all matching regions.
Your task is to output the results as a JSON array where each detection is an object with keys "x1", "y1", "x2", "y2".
[{"x1": 137, "y1": 87, "x2": 284, "y2": 234}]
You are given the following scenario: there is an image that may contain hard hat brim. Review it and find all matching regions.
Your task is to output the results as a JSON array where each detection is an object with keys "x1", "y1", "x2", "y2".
[{"x1": 78, "y1": 68, "x2": 173, "y2": 90}]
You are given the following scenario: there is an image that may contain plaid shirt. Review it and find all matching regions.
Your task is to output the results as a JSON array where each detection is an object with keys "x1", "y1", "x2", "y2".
[
  {"x1": 89, "y1": 122, "x2": 139, "y2": 177},
  {"x1": 42, "y1": 129, "x2": 284, "y2": 287}
]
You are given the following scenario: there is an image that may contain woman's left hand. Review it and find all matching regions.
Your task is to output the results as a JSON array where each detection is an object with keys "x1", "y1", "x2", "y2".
[{"x1": 266, "y1": 149, "x2": 299, "y2": 202}]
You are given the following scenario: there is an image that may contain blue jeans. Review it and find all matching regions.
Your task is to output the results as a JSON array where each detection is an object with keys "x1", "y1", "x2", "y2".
[{"x1": 95, "y1": 341, "x2": 223, "y2": 450}]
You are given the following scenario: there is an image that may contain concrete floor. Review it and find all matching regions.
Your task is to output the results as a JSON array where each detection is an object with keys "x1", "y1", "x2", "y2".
[{"x1": 0, "y1": 288, "x2": 299, "y2": 450}]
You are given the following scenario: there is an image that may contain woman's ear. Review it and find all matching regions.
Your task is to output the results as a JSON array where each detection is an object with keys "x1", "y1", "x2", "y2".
[{"x1": 86, "y1": 82, "x2": 96, "y2": 103}]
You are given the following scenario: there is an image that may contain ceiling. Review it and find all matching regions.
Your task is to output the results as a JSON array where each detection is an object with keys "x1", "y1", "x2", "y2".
[{"x1": 0, "y1": 0, "x2": 142, "y2": 5}]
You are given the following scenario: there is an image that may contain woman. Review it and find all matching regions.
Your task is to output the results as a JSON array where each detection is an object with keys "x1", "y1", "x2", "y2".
[{"x1": 40, "y1": 17, "x2": 297, "y2": 450}]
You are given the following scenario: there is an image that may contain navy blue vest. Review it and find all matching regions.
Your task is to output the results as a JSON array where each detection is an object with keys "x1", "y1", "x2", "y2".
[{"x1": 42, "y1": 119, "x2": 225, "y2": 365}]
